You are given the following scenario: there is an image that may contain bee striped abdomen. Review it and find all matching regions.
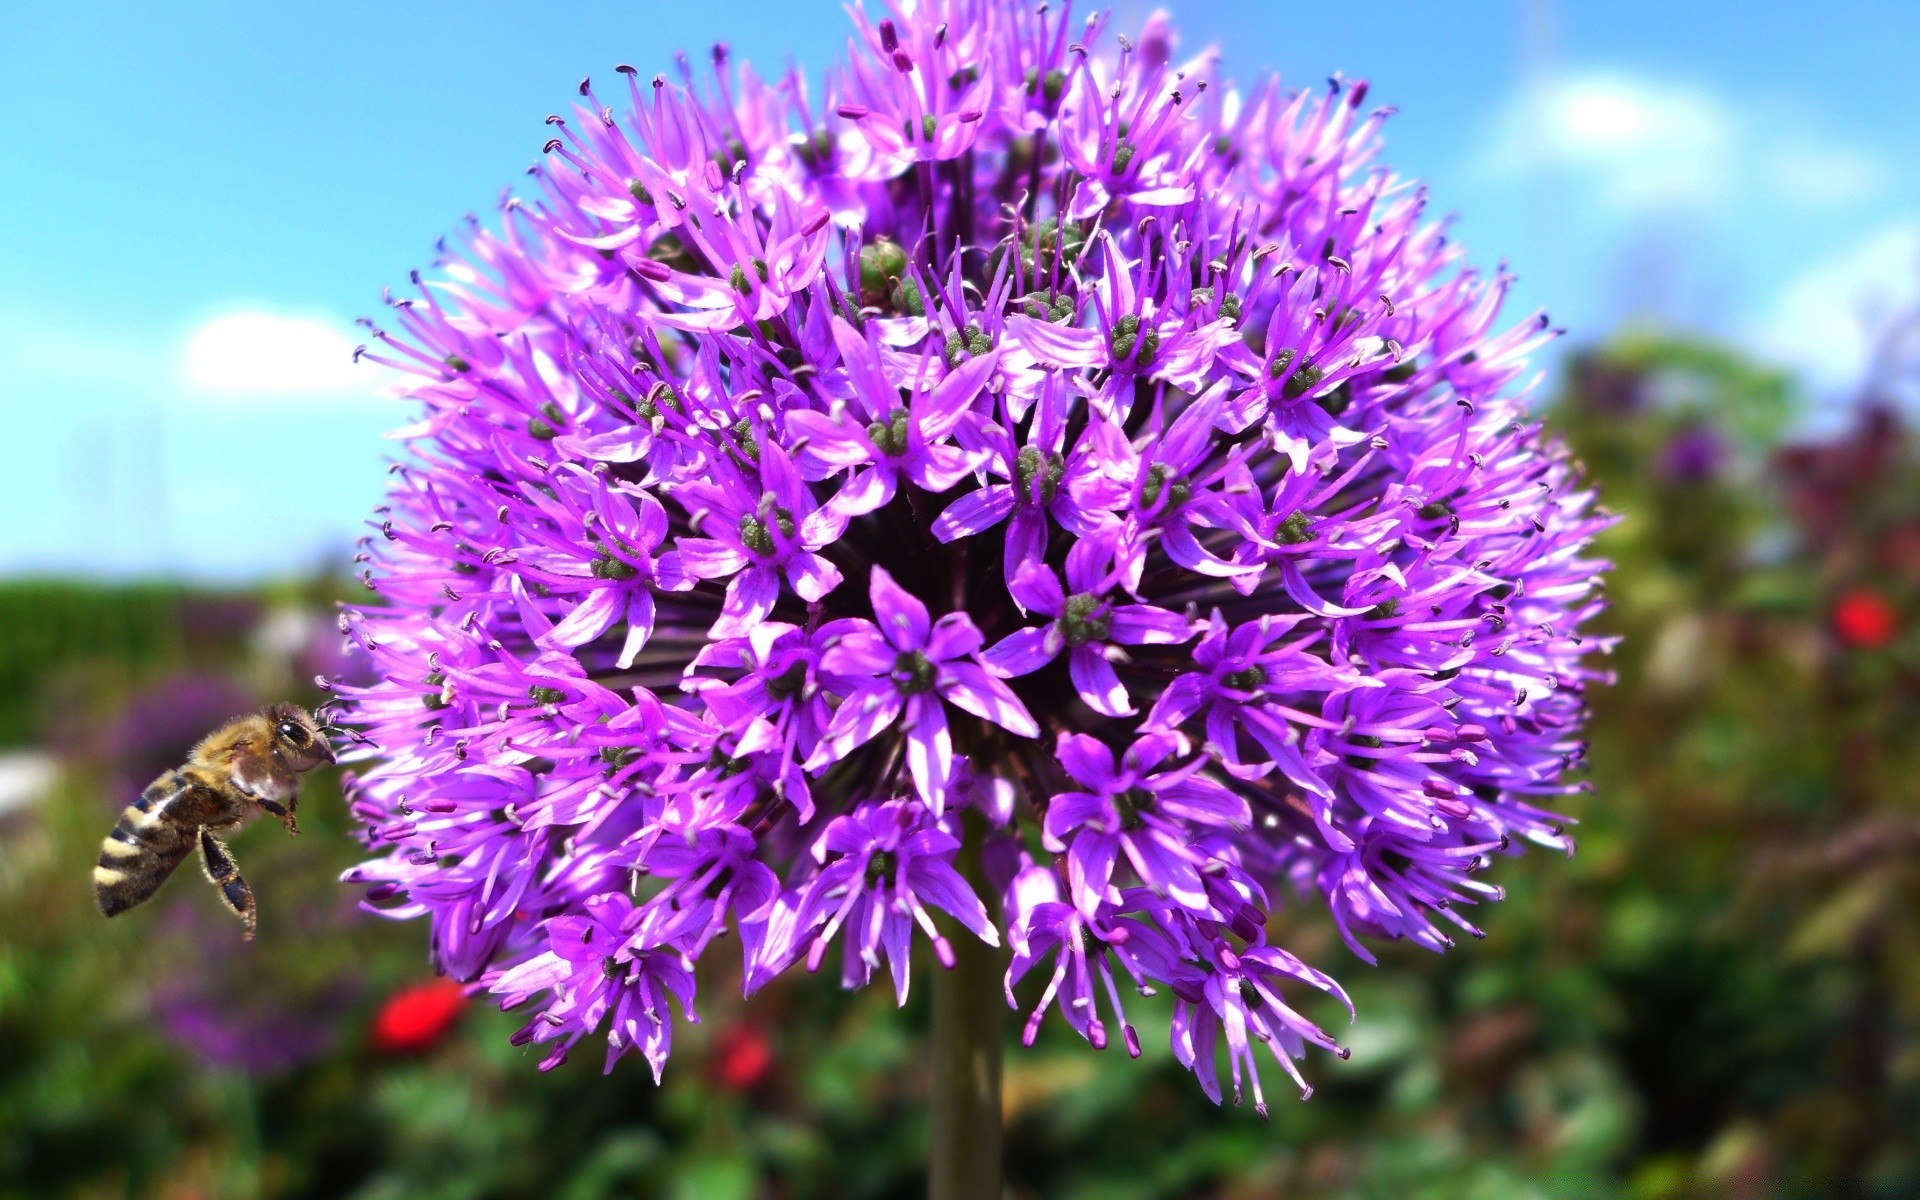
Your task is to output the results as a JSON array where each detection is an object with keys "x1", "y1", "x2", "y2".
[{"x1": 94, "y1": 772, "x2": 197, "y2": 918}]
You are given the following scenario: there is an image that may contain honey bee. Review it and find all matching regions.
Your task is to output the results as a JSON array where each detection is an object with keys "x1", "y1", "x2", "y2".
[{"x1": 94, "y1": 703, "x2": 343, "y2": 939}]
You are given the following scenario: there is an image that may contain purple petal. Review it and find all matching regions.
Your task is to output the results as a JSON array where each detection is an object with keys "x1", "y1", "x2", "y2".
[
  {"x1": 1006, "y1": 509, "x2": 1047, "y2": 569},
  {"x1": 869, "y1": 566, "x2": 931, "y2": 651},
  {"x1": 982, "y1": 626, "x2": 1057, "y2": 678},
  {"x1": 1065, "y1": 830, "x2": 1119, "y2": 916},
  {"x1": 713, "y1": 566, "x2": 778, "y2": 637},
  {"x1": 541, "y1": 586, "x2": 625, "y2": 649},
  {"x1": 1008, "y1": 561, "x2": 1066, "y2": 616},
  {"x1": 788, "y1": 552, "x2": 843, "y2": 602},
  {"x1": 1062, "y1": 534, "x2": 1116, "y2": 594},
  {"x1": 1162, "y1": 523, "x2": 1258, "y2": 578},
  {"x1": 1006, "y1": 314, "x2": 1106, "y2": 368},
  {"x1": 829, "y1": 466, "x2": 897, "y2": 517},
  {"x1": 905, "y1": 696, "x2": 954, "y2": 813},
  {"x1": 1280, "y1": 562, "x2": 1373, "y2": 617},
  {"x1": 925, "y1": 612, "x2": 985, "y2": 662},
  {"x1": 907, "y1": 858, "x2": 997, "y2": 944},
  {"x1": 615, "y1": 590, "x2": 656, "y2": 669},
  {"x1": 932, "y1": 485, "x2": 1015, "y2": 542},
  {"x1": 920, "y1": 347, "x2": 1001, "y2": 440},
  {"x1": 1042, "y1": 789, "x2": 1113, "y2": 848},
  {"x1": 1123, "y1": 831, "x2": 1208, "y2": 911},
  {"x1": 1108, "y1": 604, "x2": 1193, "y2": 645},
  {"x1": 831, "y1": 316, "x2": 892, "y2": 414},
  {"x1": 820, "y1": 623, "x2": 895, "y2": 677},
  {"x1": 1156, "y1": 382, "x2": 1227, "y2": 471},
  {"x1": 938, "y1": 662, "x2": 1039, "y2": 737},
  {"x1": 558, "y1": 427, "x2": 650, "y2": 463},
  {"x1": 1069, "y1": 646, "x2": 1132, "y2": 717},
  {"x1": 1154, "y1": 775, "x2": 1251, "y2": 827},
  {"x1": 813, "y1": 686, "x2": 904, "y2": 764},
  {"x1": 676, "y1": 537, "x2": 749, "y2": 580},
  {"x1": 907, "y1": 442, "x2": 982, "y2": 492},
  {"x1": 510, "y1": 575, "x2": 554, "y2": 639},
  {"x1": 785, "y1": 409, "x2": 876, "y2": 468},
  {"x1": 1054, "y1": 733, "x2": 1117, "y2": 791}
]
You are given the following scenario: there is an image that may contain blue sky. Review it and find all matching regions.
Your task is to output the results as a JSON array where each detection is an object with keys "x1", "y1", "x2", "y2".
[{"x1": 3, "y1": 0, "x2": 1916, "y2": 579}]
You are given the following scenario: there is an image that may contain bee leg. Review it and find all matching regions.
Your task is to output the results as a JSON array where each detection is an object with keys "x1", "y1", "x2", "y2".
[
  {"x1": 259, "y1": 797, "x2": 300, "y2": 837},
  {"x1": 198, "y1": 828, "x2": 257, "y2": 940}
]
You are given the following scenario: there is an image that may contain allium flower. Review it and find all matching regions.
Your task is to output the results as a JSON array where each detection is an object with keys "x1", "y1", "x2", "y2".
[{"x1": 333, "y1": 0, "x2": 1611, "y2": 1110}]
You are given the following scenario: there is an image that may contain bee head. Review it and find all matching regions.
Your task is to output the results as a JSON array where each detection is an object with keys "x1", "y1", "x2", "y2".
[{"x1": 266, "y1": 703, "x2": 334, "y2": 768}]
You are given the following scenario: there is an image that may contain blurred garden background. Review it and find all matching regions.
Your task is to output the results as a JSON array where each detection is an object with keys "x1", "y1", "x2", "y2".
[{"x1": 5, "y1": 1, "x2": 1920, "y2": 1197}]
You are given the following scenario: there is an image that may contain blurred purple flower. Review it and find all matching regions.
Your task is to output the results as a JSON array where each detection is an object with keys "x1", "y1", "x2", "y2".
[
  {"x1": 149, "y1": 901, "x2": 359, "y2": 1075},
  {"x1": 334, "y1": 0, "x2": 1612, "y2": 1106},
  {"x1": 98, "y1": 675, "x2": 254, "y2": 806},
  {"x1": 1661, "y1": 425, "x2": 1724, "y2": 484}
]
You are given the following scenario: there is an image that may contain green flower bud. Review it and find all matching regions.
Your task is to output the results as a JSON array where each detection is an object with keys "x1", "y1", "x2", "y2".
[
  {"x1": 1060, "y1": 592, "x2": 1112, "y2": 647},
  {"x1": 591, "y1": 555, "x2": 638, "y2": 581},
  {"x1": 1277, "y1": 512, "x2": 1313, "y2": 544},
  {"x1": 729, "y1": 417, "x2": 759, "y2": 461},
  {"x1": 867, "y1": 408, "x2": 911, "y2": 456},
  {"x1": 893, "y1": 650, "x2": 937, "y2": 695},
  {"x1": 859, "y1": 237, "x2": 908, "y2": 305},
  {"x1": 1221, "y1": 666, "x2": 1267, "y2": 692},
  {"x1": 891, "y1": 278, "x2": 925, "y2": 317},
  {"x1": 1140, "y1": 463, "x2": 1190, "y2": 511},
  {"x1": 1015, "y1": 445, "x2": 1065, "y2": 506},
  {"x1": 1283, "y1": 362, "x2": 1325, "y2": 399}
]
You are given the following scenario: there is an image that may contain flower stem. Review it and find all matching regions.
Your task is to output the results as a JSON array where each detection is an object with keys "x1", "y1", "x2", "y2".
[{"x1": 929, "y1": 815, "x2": 1004, "y2": 1200}]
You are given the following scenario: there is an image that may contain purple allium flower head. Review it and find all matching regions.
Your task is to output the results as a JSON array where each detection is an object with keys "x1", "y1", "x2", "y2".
[{"x1": 333, "y1": 0, "x2": 1613, "y2": 1107}]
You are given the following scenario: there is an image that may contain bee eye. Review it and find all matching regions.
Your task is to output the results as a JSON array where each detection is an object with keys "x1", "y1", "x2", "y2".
[{"x1": 279, "y1": 722, "x2": 309, "y2": 745}]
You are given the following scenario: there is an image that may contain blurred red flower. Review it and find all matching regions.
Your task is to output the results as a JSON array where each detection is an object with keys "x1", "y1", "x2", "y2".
[
  {"x1": 711, "y1": 1023, "x2": 774, "y2": 1092},
  {"x1": 1832, "y1": 588, "x2": 1900, "y2": 649},
  {"x1": 370, "y1": 977, "x2": 466, "y2": 1056}
]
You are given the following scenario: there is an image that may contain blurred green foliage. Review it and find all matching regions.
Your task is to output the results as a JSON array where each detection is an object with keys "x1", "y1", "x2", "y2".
[
  {"x1": 0, "y1": 582, "x2": 247, "y2": 748},
  {"x1": 1, "y1": 330, "x2": 1917, "y2": 1198}
]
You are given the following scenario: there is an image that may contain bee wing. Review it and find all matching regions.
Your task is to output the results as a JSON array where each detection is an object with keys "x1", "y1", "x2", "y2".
[{"x1": 230, "y1": 750, "x2": 298, "y2": 806}]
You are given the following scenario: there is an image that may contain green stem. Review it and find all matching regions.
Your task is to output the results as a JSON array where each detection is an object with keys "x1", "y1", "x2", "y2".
[{"x1": 928, "y1": 816, "x2": 1004, "y2": 1200}]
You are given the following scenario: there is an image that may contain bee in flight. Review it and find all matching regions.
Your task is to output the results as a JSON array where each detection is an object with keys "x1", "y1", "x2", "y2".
[{"x1": 94, "y1": 702, "x2": 353, "y2": 939}]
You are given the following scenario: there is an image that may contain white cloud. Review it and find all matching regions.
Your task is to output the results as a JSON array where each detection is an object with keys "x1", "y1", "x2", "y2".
[
  {"x1": 1481, "y1": 71, "x2": 1883, "y2": 218},
  {"x1": 1751, "y1": 222, "x2": 1920, "y2": 393},
  {"x1": 1485, "y1": 73, "x2": 1733, "y2": 212},
  {"x1": 182, "y1": 311, "x2": 364, "y2": 394}
]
